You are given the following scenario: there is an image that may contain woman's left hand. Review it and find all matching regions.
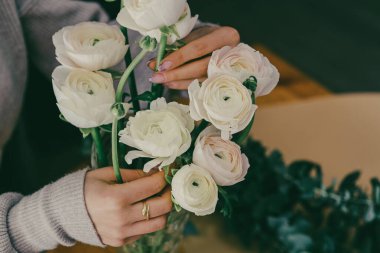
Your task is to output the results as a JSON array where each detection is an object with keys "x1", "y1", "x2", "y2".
[{"x1": 148, "y1": 26, "x2": 240, "y2": 90}]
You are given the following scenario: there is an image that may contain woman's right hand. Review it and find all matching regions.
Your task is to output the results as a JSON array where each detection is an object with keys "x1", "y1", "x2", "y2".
[{"x1": 84, "y1": 167, "x2": 172, "y2": 247}]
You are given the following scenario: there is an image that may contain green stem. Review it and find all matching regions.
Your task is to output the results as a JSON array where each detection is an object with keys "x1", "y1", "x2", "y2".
[
  {"x1": 112, "y1": 117, "x2": 123, "y2": 184},
  {"x1": 120, "y1": 26, "x2": 140, "y2": 112},
  {"x1": 112, "y1": 49, "x2": 149, "y2": 184},
  {"x1": 234, "y1": 96, "x2": 256, "y2": 145},
  {"x1": 116, "y1": 49, "x2": 149, "y2": 103},
  {"x1": 151, "y1": 33, "x2": 168, "y2": 98},
  {"x1": 91, "y1": 127, "x2": 107, "y2": 168}
]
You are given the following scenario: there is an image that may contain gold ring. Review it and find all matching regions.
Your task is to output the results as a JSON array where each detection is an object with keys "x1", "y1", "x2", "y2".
[{"x1": 142, "y1": 201, "x2": 150, "y2": 221}]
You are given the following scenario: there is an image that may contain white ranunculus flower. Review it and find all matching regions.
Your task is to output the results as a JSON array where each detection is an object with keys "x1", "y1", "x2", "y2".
[
  {"x1": 53, "y1": 22, "x2": 128, "y2": 71},
  {"x1": 119, "y1": 98, "x2": 194, "y2": 172},
  {"x1": 188, "y1": 75, "x2": 258, "y2": 140},
  {"x1": 208, "y1": 43, "x2": 280, "y2": 97},
  {"x1": 193, "y1": 126, "x2": 250, "y2": 186},
  {"x1": 172, "y1": 164, "x2": 218, "y2": 216},
  {"x1": 117, "y1": 0, "x2": 188, "y2": 40},
  {"x1": 145, "y1": 4, "x2": 198, "y2": 44},
  {"x1": 52, "y1": 66, "x2": 127, "y2": 129}
]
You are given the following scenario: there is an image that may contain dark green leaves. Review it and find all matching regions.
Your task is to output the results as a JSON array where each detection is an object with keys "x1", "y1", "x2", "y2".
[
  {"x1": 224, "y1": 138, "x2": 378, "y2": 253},
  {"x1": 130, "y1": 90, "x2": 159, "y2": 103}
]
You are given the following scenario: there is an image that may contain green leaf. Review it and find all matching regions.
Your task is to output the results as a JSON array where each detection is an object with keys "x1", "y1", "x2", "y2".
[
  {"x1": 338, "y1": 170, "x2": 361, "y2": 192},
  {"x1": 101, "y1": 69, "x2": 123, "y2": 79},
  {"x1": 171, "y1": 169, "x2": 179, "y2": 176},
  {"x1": 218, "y1": 187, "x2": 234, "y2": 218},
  {"x1": 79, "y1": 128, "x2": 92, "y2": 138},
  {"x1": 59, "y1": 114, "x2": 68, "y2": 123},
  {"x1": 163, "y1": 166, "x2": 173, "y2": 184},
  {"x1": 130, "y1": 91, "x2": 158, "y2": 102},
  {"x1": 171, "y1": 195, "x2": 183, "y2": 212}
]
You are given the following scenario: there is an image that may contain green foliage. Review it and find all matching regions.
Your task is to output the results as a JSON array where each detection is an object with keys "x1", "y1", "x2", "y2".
[
  {"x1": 225, "y1": 138, "x2": 379, "y2": 253},
  {"x1": 218, "y1": 187, "x2": 236, "y2": 218}
]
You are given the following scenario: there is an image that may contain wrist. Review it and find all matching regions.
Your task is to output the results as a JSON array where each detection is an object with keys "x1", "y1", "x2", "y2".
[{"x1": 7, "y1": 169, "x2": 104, "y2": 252}]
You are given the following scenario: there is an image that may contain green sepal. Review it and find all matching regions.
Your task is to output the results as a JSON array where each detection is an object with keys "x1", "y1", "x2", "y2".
[
  {"x1": 59, "y1": 114, "x2": 68, "y2": 123},
  {"x1": 163, "y1": 166, "x2": 173, "y2": 184},
  {"x1": 79, "y1": 128, "x2": 92, "y2": 138},
  {"x1": 160, "y1": 25, "x2": 179, "y2": 38},
  {"x1": 139, "y1": 36, "x2": 158, "y2": 51},
  {"x1": 171, "y1": 195, "x2": 183, "y2": 212}
]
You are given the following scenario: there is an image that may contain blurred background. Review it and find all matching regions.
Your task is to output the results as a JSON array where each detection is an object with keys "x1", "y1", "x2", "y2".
[{"x1": 1, "y1": 0, "x2": 380, "y2": 194}]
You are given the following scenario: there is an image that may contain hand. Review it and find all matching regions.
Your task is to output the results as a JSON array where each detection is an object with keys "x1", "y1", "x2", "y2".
[
  {"x1": 84, "y1": 167, "x2": 171, "y2": 247},
  {"x1": 148, "y1": 26, "x2": 240, "y2": 90}
]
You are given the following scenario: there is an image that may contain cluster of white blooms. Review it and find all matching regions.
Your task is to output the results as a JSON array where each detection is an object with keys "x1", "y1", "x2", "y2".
[
  {"x1": 51, "y1": 0, "x2": 279, "y2": 217},
  {"x1": 175, "y1": 43, "x2": 279, "y2": 215},
  {"x1": 52, "y1": 22, "x2": 129, "y2": 128}
]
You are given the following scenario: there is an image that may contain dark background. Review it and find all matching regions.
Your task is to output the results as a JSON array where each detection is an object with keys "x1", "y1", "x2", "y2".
[{"x1": 1, "y1": 0, "x2": 379, "y2": 194}]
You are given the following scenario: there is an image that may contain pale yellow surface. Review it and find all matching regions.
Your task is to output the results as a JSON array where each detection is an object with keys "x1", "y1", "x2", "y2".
[{"x1": 253, "y1": 93, "x2": 380, "y2": 188}]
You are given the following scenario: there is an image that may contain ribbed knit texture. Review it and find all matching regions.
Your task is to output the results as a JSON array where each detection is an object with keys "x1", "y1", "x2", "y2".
[
  {"x1": 0, "y1": 193, "x2": 23, "y2": 252},
  {"x1": 6, "y1": 169, "x2": 104, "y2": 252}
]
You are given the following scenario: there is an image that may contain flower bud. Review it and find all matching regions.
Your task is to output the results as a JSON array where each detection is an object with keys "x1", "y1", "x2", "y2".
[
  {"x1": 111, "y1": 102, "x2": 126, "y2": 119},
  {"x1": 139, "y1": 36, "x2": 157, "y2": 51}
]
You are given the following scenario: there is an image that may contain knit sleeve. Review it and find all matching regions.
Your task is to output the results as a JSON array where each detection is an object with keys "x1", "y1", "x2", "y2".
[{"x1": 0, "y1": 169, "x2": 104, "y2": 252}]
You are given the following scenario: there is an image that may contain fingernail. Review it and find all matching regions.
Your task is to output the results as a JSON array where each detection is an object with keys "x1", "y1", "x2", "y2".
[
  {"x1": 150, "y1": 74, "x2": 165, "y2": 83},
  {"x1": 158, "y1": 61, "x2": 172, "y2": 72},
  {"x1": 146, "y1": 58, "x2": 155, "y2": 67}
]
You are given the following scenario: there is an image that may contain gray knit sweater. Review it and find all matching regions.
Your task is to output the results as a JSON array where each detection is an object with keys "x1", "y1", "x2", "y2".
[{"x1": 0, "y1": 0, "x2": 156, "y2": 252}]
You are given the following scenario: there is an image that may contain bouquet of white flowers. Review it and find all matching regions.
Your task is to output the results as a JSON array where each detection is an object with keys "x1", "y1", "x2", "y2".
[{"x1": 51, "y1": 0, "x2": 279, "y2": 252}]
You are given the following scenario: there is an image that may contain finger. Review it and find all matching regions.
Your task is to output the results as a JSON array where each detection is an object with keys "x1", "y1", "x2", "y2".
[
  {"x1": 129, "y1": 187, "x2": 172, "y2": 223},
  {"x1": 112, "y1": 171, "x2": 167, "y2": 204},
  {"x1": 158, "y1": 26, "x2": 240, "y2": 71},
  {"x1": 124, "y1": 215, "x2": 167, "y2": 238},
  {"x1": 149, "y1": 57, "x2": 210, "y2": 84},
  {"x1": 124, "y1": 235, "x2": 142, "y2": 244},
  {"x1": 147, "y1": 26, "x2": 219, "y2": 71},
  {"x1": 90, "y1": 167, "x2": 147, "y2": 182},
  {"x1": 182, "y1": 26, "x2": 220, "y2": 43},
  {"x1": 164, "y1": 76, "x2": 207, "y2": 90}
]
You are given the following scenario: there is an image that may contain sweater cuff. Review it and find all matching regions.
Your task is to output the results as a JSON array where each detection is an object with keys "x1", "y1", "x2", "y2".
[
  {"x1": 8, "y1": 169, "x2": 105, "y2": 252},
  {"x1": 0, "y1": 193, "x2": 23, "y2": 253}
]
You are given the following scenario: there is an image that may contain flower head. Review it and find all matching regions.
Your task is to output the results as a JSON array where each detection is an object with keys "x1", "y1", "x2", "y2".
[
  {"x1": 188, "y1": 75, "x2": 257, "y2": 140},
  {"x1": 193, "y1": 126, "x2": 250, "y2": 186},
  {"x1": 172, "y1": 164, "x2": 218, "y2": 216},
  {"x1": 53, "y1": 22, "x2": 128, "y2": 71},
  {"x1": 119, "y1": 98, "x2": 194, "y2": 172},
  {"x1": 208, "y1": 43, "x2": 279, "y2": 97},
  {"x1": 52, "y1": 66, "x2": 129, "y2": 128}
]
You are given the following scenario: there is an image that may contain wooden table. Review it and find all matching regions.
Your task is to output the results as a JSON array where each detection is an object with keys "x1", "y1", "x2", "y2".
[{"x1": 49, "y1": 45, "x2": 331, "y2": 253}]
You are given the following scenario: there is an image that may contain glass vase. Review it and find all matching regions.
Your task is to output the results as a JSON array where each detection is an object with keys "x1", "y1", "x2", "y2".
[{"x1": 116, "y1": 210, "x2": 190, "y2": 253}]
